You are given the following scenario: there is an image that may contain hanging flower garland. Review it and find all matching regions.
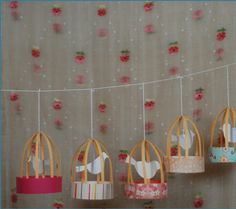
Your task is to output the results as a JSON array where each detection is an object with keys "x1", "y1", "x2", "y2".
[
  {"x1": 143, "y1": 2, "x2": 154, "y2": 12},
  {"x1": 193, "y1": 193, "x2": 204, "y2": 208},
  {"x1": 192, "y1": 87, "x2": 204, "y2": 121},
  {"x1": 52, "y1": 199, "x2": 64, "y2": 209},
  {"x1": 74, "y1": 51, "x2": 86, "y2": 64},
  {"x1": 167, "y1": 41, "x2": 180, "y2": 76},
  {"x1": 192, "y1": 9, "x2": 204, "y2": 21},
  {"x1": 51, "y1": 5, "x2": 63, "y2": 33},
  {"x1": 9, "y1": 92, "x2": 22, "y2": 114},
  {"x1": 52, "y1": 99, "x2": 64, "y2": 129},
  {"x1": 9, "y1": 1, "x2": 21, "y2": 20},
  {"x1": 214, "y1": 28, "x2": 227, "y2": 61}
]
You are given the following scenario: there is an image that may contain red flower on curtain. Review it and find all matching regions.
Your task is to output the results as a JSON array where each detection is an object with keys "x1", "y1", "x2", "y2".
[
  {"x1": 120, "y1": 50, "x2": 130, "y2": 62},
  {"x1": 144, "y1": 99, "x2": 155, "y2": 110},
  {"x1": 168, "y1": 42, "x2": 179, "y2": 55},
  {"x1": 98, "y1": 103, "x2": 107, "y2": 113},
  {"x1": 215, "y1": 48, "x2": 225, "y2": 60},
  {"x1": 144, "y1": 24, "x2": 155, "y2": 34},
  {"x1": 194, "y1": 88, "x2": 204, "y2": 101},
  {"x1": 52, "y1": 5, "x2": 62, "y2": 16},
  {"x1": 192, "y1": 9, "x2": 204, "y2": 20},
  {"x1": 52, "y1": 199, "x2": 64, "y2": 209},
  {"x1": 10, "y1": 93, "x2": 19, "y2": 101},
  {"x1": 192, "y1": 108, "x2": 203, "y2": 119},
  {"x1": 9, "y1": 1, "x2": 18, "y2": 9},
  {"x1": 118, "y1": 150, "x2": 128, "y2": 162},
  {"x1": 97, "y1": 5, "x2": 107, "y2": 16},
  {"x1": 52, "y1": 99, "x2": 63, "y2": 110},
  {"x1": 143, "y1": 2, "x2": 154, "y2": 12},
  {"x1": 75, "y1": 75, "x2": 85, "y2": 84},
  {"x1": 74, "y1": 51, "x2": 86, "y2": 64},
  {"x1": 119, "y1": 75, "x2": 131, "y2": 84},
  {"x1": 193, "y1": 194, "x2": 204, "y2": 208},
  {"x1": 31, "y1": 47, "x2": 41, "y2": 58},
  {"x1": 216, "y1": 28, "x2": 226, "y2": 41}
]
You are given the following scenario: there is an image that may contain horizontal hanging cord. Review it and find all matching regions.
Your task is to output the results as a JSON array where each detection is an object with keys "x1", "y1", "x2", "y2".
[{"x1": 1, "y1": 62, "x2": 235, "y2": 93}]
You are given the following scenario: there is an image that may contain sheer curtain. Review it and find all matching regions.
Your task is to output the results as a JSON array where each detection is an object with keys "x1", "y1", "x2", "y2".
[{"x1": 2, "y1": 1, "x2": 236, "y2": 208}]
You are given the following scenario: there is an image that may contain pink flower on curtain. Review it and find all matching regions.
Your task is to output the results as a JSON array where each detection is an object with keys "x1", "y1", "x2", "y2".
[
  {"x1": 11, "y1": 10, "x2": 21, "y2": 20},
  {"x1": 15, "y1": 103, "x2": 22, "y2": 113},
  {"x1": 119, "y1": 75, "x2": 131, "y2": 84},
  {"x1": 10, "y1": 93, "x2": 19, "y2": 101},
  {"x1": 216, "y1": 28, "x2": 226, "y2": 41},
  {"x1": 99, "y1": 124, "x2": 108, "y2": 134},
  {"x1": 31, "y1": 47, "x2": 41, "y2": 58},
  {"x1": 144, "y1": 24, "x2": 155, "y2": 34},
  {"x1": 192, "y1": 108, "x2": 202, "y2": 119},
  {"x1": 168, "y1": 42, "x2": 179, "y2": 55},
  {"x1": 53, "y1": 23, "x2": 63, "y2": 33},
  {"x1": 120, "y1": 50, "x2": 130, "y2": 62},
  {"x1": 215, "y1": 48, "x2": 225, "y2": 60},
  {"x1": 98, "y1": 103, "x2": 107, "y2": 113},
  {"x1": 144, "y1": 99, "x2": 155, "y2": 110},
  {"x1": 143, "y1": 2, "x2": 154, "y2": 12},
  {"x1": 168, "y1": 66, "x2": 179, "y2": 76},
  {"x1": 145, "y1": 121, "x2": 154, "y2": 134},
  {"x1": 193, "y1": 194, "x2": 204, "y2": 208},
  {"x1": 97, "y1": 5, "x2": 107, "y2": 16},
  {"x1": 32, "y1": 64, "x2": 43, "y2": 73},
  {"x1": 96, "y1": 28, "x2": 108, "y2": 37},
  {"x1": 118, "y1": 172, "x2": 127, "y2": 182},
  {"x1": 9, "y1": 1, "x2": 18, "y2": 9},
  {"x1": 52, "y1": 5, "x2": 62, "y2": 16},
  {"x1": 75, "y1": 75, "x2": 85, "y2": 84},
  {"x1": 192, "y1": 9, "x2": 204, "y2": 20},
  {"x1": 74, "y1": 51, "x2": 86, "y2": 64},
  {"x1": 52, "y1": 99, "x2": 63, "y2": 110},
  {"x1": 54, "y1": 118, "x2": 63, "y2": 129},
  {"x1": 194, "y1": 88, "x2": 204, "y2": 101}
]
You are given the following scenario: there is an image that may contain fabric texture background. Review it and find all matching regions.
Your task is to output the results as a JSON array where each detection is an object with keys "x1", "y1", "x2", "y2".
[{"x1": 2, "y1": 1, "x2": 236, "y2": 208}]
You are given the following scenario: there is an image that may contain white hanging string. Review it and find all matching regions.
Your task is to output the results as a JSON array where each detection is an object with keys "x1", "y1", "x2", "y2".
[
  {"x1": 1, "y1": 62, "x2": 236, "y2": 93},
  {"x1": 90, "y1": 89, "x2": 94, "y2": 138},
  {"x1": 226, "y1": 66, "x2": 230, "y2": 107},
  {"x1": 142, "y1": 83, "x2": 146, "y2": 140},
  {"x1": 37, "y1": 89, "x2": 41, "y2": 133},
  {"x1": 179, "y1": 76, "x2": 183, "y2": 115}
]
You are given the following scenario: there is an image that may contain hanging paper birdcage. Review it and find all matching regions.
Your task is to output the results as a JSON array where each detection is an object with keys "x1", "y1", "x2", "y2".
[
  {"x1": 164, "y1": 115, "x2": 205, "y2": 173},
  {"x1": 71, "y1": 138, "x2": 113, "y2": 200},
  {"x1": 209, "y1": 107, "x2": 236, "y2": 163},
  {"x1": 16, "y1": 132, "x2": 62, "y2": 194},
  {"x1": 124, "y1": 139, "x2": 167, "y2": 200}
]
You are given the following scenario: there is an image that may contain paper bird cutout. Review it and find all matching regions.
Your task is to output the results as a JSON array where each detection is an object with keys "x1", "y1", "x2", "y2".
[
  {"x1": 125, "y1": 156, "x2": 160, "y2": 179},
  {"x1": 76, "y1": 152, "x2": 109, "y2": 175},
  {"x1": 28, "y1": 155, "x2": 49, "y2": 174},
  {"x1": 171, "y1": 129, "x2": 195, "y2": 150},
  {"x1": 222, "y1": 123, "x2": 236, "y2": 143}
]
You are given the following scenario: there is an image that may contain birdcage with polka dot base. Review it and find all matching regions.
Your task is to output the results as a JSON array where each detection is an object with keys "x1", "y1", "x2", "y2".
[
  {"x1": 124, "y1": 139, "x2": 167, "y2": 200},
  {"x1": 70, "y1": 138, "x2": 113, "y2": 200},
  {"x1": 164, "y1": 115, "x2": 205, "y2": 173},
  {"x1": 16, "y1": 132, "x2": 62, "y2": 194},
  {"x1": 209, "y1": 107, "x2": 236, "y2": 163}
]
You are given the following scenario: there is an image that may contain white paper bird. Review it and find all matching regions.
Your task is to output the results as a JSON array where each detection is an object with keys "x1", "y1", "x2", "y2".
[
  {"x1": 222, "y1": 123, "x2": 236, "y2": 142},
  {"x1": 171, "y1": 129, "x2": 195, "y2": 150},
  {"x1": 125, "y1": 156, "x2": 160, "y2": 179},
  {"x1": 75, "y1": 152, "x2": 109, "y2": 175},
  {"x1": 28, "y1": 155, "x2": 49, "y2": 174}
]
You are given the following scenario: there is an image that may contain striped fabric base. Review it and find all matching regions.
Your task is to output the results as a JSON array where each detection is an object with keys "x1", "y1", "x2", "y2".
[{"x1": 72, "y1": 181, "x2": 113, "y2": 200}]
